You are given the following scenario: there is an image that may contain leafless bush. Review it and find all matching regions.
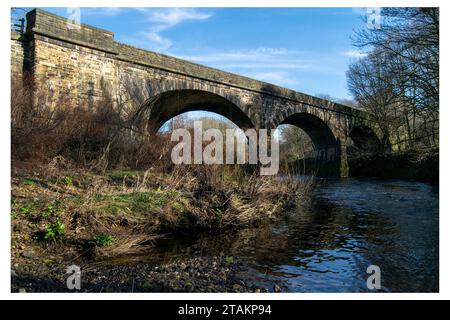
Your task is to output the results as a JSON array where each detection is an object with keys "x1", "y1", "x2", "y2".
[{"x1": 11, "y1": 76, "x2": 174, "y2": 172}]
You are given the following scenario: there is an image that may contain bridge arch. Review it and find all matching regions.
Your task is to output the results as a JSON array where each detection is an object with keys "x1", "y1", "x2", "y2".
[
  {"x1": 348, "y1": 125, "x2": 383, "y2": 154},
  {"x1": 279, "y1": 112, "x2": 338, "y2": 150},
  {"x1": 273, "y1": 111, "x2": 341, "y2": 176},
  {"x1": 140, "y1": 89, "x2": 255, "y2": 131}
]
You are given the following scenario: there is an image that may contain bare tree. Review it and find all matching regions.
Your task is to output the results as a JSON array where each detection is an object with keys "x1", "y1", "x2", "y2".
[{"x1": 347, "y1": 7, "x2": 439, "y2": 151}]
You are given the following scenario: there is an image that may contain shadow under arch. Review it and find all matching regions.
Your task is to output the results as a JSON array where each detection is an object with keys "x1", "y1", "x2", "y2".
[
  {"x1": 280, "y1": 113, "x2": 337, "y2": 150},
  {"x1": 348, "y1": 125, "x2": 383, "y2": 154},
  {"x1": 141, "y1": 89, "x2": 255, "y2": 132},
  {"x1": 279, "y1": 112, "x2": 340, "y2": 176}
]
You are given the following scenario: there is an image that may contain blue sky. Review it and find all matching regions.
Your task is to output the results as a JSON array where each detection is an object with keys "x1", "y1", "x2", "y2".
[{"x1": 21, "y1": 7, "x2": 369, "y2": 100}]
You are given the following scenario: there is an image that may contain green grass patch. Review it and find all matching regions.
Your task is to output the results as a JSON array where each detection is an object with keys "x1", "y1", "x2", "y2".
[
  {"x1": 225, "y1": 256, "x2": 234, "y2": 264},
  {"x1": 214, "y1": 208, "x2": 223, "y2": 219},
  {"x1": 11, "y1": 199, "x2": 35, "y2": 219},
  {"x1": 43, "y1": 221, "x2": 65, "y2": 240},
  {"x1": 12, "y1": 199, "x2": 65, "y2": 221},
  {"x1": 140, "y1": 280, "x2": 152, "y2": 290},
  {"x1": 90, "y1": 189, "x2": 184, "y2": 216},
  {"x1": 172, "y1": 202, "x2": 184, "y2": 211},
  {"x1": 23, "y1": 178, "x2": 37, "y2": 186},
  {"x1": 19, "y1": 201, "x2": 38, "y2": 215},
  {"x1": 62, "y1": 176, "x2": 73, "y2": 187},
  {"x1": 93, "y1": 233, "x2": 115, "y2": 247},
  {"x1": 66, "y1": 194, "x2": 85, "y2": 205},
  {"x1": 107, "y1": 170, "x2": 142, "y2": 183},
  {"x1": 41, "y1": 202, "x2": 64, "y2": 218}
]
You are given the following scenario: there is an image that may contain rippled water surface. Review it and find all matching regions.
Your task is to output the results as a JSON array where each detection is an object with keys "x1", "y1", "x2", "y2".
[{"x1": 134, "y1": 178, "x2": 439, "y2": 292}]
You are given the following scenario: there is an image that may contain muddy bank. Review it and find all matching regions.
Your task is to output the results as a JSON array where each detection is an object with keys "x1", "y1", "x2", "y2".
[
  {"x1": 11, "y1": 255, "x2": 280, "y2": 293},
  {"x1": 11, "y1": 161, "x2": 309, "y2": 292}
]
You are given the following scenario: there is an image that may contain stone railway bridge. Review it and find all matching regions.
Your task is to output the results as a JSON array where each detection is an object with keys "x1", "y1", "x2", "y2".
[{"x1": 11, "y1": 9, "x2": 384, "y2": 177}]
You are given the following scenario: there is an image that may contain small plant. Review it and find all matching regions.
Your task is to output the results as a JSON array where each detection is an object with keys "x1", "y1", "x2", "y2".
[
  {"x1": 20, "y1": 202, "x2": 36, "y2": 215},
  {"x1": 214, "y1": 208, "x2": 223, "y2": 216},
  {"x1": 140, "y1": 280, "x2": 152, "y2": 290},
  {"x1": 225, "y1": 256, "x2": 234, "y2": 264},
  {"x1": 41, "y1": 203, "x2": 63, "y2": 218},
  {"x1": 23, "y1": 178, "x2": 37, "y2": 186},
  {"x1": 44, "y1": 221, "x2": 65, "y2": 240},
  {"x1": 108, "y1": 170, "x2": 140, "y2": 183},
  {"x1": 173, "y1": 202, "x2": 184, "y2": 211},
  {"x1": 136, "y1": 192, "x2": 150, "y2": 203},
  {"x1": 93, "y1": 233, "x2": 115, "y2": 247},
  {"x1": 62, "y1": 176, "x2": 73, "y2": 187}
]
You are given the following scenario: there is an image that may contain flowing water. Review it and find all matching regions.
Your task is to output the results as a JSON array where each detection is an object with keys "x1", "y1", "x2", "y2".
[{"x1": 127, "y1": 178, "x2": 439, "y2": 292}]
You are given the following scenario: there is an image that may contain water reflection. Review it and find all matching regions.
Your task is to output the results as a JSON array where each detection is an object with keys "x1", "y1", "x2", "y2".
[{"x1": 130, "y1": 178, "x2": 439, "y2": 292}]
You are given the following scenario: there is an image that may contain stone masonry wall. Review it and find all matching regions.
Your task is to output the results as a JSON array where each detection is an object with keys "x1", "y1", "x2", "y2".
[
  {"x1": 11, "y1": 33, "x2": 25, "y2": 80},
  {"x1": 31, "y1": 33, "x2": 118, "y2": 108}
]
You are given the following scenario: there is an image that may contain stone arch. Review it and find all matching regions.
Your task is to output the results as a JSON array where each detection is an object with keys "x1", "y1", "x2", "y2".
[
  {"x1": 273, "y1": 110, "x2": 342, "y2": 176},
  {"x1": 279, "y1": 112, "x2": 338, "y2": 150},
  {"x1": 141, "y1": 89, "x2": 256, "y2": 131}
]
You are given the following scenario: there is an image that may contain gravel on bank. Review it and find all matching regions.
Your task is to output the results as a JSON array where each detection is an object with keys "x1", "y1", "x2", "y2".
[{"x1": 11, "y1": 255, "x2": 280, "y2": 293}]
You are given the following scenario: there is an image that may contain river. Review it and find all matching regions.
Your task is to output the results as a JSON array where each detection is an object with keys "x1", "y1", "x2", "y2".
[{"x1": 121, "y1": 178, "x2": 439, "y2": 292}]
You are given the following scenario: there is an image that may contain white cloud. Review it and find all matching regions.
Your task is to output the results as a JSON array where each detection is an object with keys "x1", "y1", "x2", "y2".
[
  {"x1": 135, "y1": 8, "x2": 212, "y2": 51},
  {"x1": 141, "y1": 8, "x2": 212, "y2": 27},
  {"x1": 79, "y1": 8, "x2": 212, "y2": 51},
  {"x1": 178, "y1": 47, "x2": 289, "y2": 62},
  {"x1": 343, "y1": 50, "x2": 368, "y2": 59},
  {"x1": 176, "y1": 47, "x2": 315, "y2": 70},
  {"x1": 171, "y1": 47, "x2": 339, "y2": 90},
  {"x1": 143, "y1": 31, "x2": 173, "y2": 50},
  {"x1": 245, "y1": 71, "x2": 299, "y2": 87}
]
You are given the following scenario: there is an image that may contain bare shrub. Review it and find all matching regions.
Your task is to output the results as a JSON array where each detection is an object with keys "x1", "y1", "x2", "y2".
[{"x1": 11, "y1": 76, "x2": 174, "y2": 172}]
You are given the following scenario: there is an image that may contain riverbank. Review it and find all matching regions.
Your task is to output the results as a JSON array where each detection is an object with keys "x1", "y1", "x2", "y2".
[
  {"x1": 11, "y1": 159, "x2": 310, "y2": 292},
  {"x1": 12, "y1": 254, "x2": 274, "y2": 293},
  {"x1": 348, "y1": 149, "x2": 439, "y2": 184}
]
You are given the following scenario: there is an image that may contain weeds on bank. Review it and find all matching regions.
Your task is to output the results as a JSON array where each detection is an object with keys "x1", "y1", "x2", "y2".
[
  {"x1": 62, "y1": 176, "x2": 73, "y2": 187},
  {"x1": 12, "y1": 164, "x2": 311, "y2": 259},
  {"x1": 10, "y1": 77, "x2": 313, "y2": 261},
  {"x1": 93, "y1": 234, "x2": 115, "y2": 247},
  {"x1": 43, "y1": 221, "x2": 65, "y2": 240}
]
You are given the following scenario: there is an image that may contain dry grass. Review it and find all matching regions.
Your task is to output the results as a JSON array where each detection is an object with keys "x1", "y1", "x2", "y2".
[
  {"x1": 11, "y1": 76, "x2": 314, "y2": 262},
  {"x1": 11, "y1": 161, "x2": 312, "y2": 261}
]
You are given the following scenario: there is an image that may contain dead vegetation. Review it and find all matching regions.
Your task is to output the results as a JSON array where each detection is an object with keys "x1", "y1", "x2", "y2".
[
  {"x1": 11, "y1": 76, "x2": 314, "y2": 262},
  {"x1": 11, "y1": 162, "x2": 312, "y2": 261}
]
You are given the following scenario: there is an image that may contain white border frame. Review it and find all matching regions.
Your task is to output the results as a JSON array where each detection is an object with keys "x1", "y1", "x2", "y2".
[{"x1": 1, "y1": 0, "x2": 446, "y2": 300}]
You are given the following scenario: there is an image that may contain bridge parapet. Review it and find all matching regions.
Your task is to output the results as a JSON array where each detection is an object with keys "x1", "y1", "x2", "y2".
[{"x1": 25, "y1": 9, "x2": 117, "y2": 54}]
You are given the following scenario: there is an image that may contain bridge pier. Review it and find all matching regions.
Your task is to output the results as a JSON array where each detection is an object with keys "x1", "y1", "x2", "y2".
[{"x1": 338, "y1": 139, "x2": 349, "y2": 178}]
